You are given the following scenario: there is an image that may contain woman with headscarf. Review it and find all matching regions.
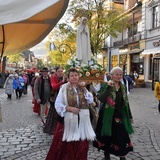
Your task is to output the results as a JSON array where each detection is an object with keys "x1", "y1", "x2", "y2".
[
  {"x1": 30, "y1": 72, "x2": 40, "y2": 115},
  {"x1": 95, "y1": 66, "x2": 134, "y2": 160}
]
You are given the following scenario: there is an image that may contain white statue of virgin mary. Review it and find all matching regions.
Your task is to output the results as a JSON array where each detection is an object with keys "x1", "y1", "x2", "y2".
[{"x1": 76, "y1": 17, "x2": 91, "y2": 64}]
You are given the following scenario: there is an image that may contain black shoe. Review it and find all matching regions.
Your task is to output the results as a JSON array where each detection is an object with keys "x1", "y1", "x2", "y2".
[{"x1": 104, "y1": 153, "x2": 110, "y2": 160}]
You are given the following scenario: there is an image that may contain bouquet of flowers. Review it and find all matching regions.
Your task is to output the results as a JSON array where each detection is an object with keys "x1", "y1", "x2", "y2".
[{"x1": 65, "y1": 56, "x2": 106, "y2": 78}]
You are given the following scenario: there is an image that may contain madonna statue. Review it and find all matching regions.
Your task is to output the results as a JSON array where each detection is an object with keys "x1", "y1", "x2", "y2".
[{"x1": 76, "y1": 17, "x2": 91, "y2": 64}]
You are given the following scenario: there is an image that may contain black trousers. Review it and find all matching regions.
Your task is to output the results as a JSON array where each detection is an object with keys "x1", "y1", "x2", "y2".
[
  {"x1": 15, "y1": 88, "x2": 22, "y2": 98},
  {"x1": 7, "y1": 94, "x2": 12, "y2": 99}
]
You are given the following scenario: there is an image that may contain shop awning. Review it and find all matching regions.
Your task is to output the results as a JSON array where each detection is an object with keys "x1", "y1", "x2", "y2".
[
  {"x1": 142, "y1": 48, "x2": 160, "y2": 55},
  {"x1": 0, "y1": 0, "x2": 69, "y2": 57}
]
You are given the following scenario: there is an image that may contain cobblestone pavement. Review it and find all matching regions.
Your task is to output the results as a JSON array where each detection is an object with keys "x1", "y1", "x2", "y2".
[{"x1": 0, "y1": 87, "x2": 160, "y2": 160}]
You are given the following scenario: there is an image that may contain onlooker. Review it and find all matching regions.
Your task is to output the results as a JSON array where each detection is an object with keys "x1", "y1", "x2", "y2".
[
  {"x1": 43, "y1": 66, "x2": 66, "y2": 135},
  {"x1": 22, "y1": 72, "x2": 29, "y2": 94},
  {"x1": 121, "y1": 75, "x2": 130, "y2": 94},
  {"x1": 129, "y1": 71, "x2": 135, "y2": 82},
  {"x1": 49, "y1": 70, "x2": 55, "y2": 78},
  {"x1": 104, "y1": 72, "x2": 112, "y2": 82},
  {"x1": 154, "y1": 81, "x2": 160, "y2": 113},
  {"x1": 13, "y1": 74, "x2": 24, "y2": 99},
  {"x1": 46, "y1": 67, "x2": 95, "y2": 160},
  {"x1": 95, "y1": 66, "x2": 134, "y2": 160},
  {"x1": 3, "y1": 74, "x2": 14, "y2": 100},
  {"x1": 34, "y1": 67, "x2": 51, "y2": 125},
  {"x1": 125, "y1": 75, "x2": 134, "y2": 90},
  {"x1": 133, "y1": 71, "x2": 139, "y2": 80}
]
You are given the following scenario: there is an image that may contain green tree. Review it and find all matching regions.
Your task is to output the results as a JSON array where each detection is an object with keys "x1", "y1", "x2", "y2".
[
  {"x1": 37, "y1": 59, "x2": 44, "y2": 70},
  {"x1": 7, "y1": 53, "x2": 23, "y2": 68},
  {"x1": 46, "y1": 26, "x2": 76, "y2": 67},
  {"x1": 65, "y1": 0, "x2": 129, "y2": 55}
]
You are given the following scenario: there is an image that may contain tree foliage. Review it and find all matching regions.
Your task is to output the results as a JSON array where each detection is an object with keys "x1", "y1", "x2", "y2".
[
  {"x1": 7, "y1": 53, "x2": 23, "y2": 63},
  {"x1": 66, "y1": 0, "x2": 129, "y2": 54},
  {"x1": 46, "y1": 0, "x2": 129, "y2": 66},
  {"x1": 46, "y1": 26, "x2": 76, "y2": 67}
]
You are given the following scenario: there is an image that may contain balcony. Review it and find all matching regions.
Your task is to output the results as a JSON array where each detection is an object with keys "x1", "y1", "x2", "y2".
[{"x1": 113, "y1": 33, "x2": 141, "y2": 48}]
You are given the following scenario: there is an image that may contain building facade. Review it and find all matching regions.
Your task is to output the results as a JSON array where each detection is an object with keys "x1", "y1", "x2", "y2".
[{"x1": 104, "y1": 0, "x2": 160, "y2": 89}]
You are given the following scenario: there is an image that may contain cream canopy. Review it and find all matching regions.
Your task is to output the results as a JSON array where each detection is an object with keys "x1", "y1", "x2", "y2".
[{"x1": 0, "y1": 0, "x2": 69, "y2": 57}]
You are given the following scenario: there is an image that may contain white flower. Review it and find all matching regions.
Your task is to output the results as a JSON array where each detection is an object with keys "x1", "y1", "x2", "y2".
[
  {"x1": 73, "y1": 56, "x2": 77, "y2": 61},
  {"x1": 67, "y1": 59, "x2": 73, "y2": 65},
  {"x1": 81, "y1": 63, "x2": 88, "y2": 67},
  {"x1": 93, "y1": 65, "x2": 99, "y2": 69},
  {"x1": 75, "y1": 61, "x2": 80, "y2": 67}
]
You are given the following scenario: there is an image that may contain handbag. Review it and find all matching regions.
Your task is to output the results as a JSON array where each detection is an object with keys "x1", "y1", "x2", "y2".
[{"x1": 20, "y1": 82, "x2": 24, "y2": 86}]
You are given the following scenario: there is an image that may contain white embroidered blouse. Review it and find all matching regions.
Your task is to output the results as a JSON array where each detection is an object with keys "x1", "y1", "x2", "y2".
[{"x1": 55, "y1": 83, "x2": 93, "y2": 117}]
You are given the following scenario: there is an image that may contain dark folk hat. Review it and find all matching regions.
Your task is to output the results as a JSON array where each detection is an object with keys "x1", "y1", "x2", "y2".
[{"x1": 41, "y1": 67, "x2": 49, "y2": 72}]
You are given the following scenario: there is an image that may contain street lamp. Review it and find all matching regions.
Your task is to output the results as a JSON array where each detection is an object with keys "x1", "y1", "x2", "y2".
[
  {"x1": 58, "y1": 44, "x2": 73, "y2": 56},
  {"x1": 49, "y1": 42, "x2": 73, "y2": 56}
]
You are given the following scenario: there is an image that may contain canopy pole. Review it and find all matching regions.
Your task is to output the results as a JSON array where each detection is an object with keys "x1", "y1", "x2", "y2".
[{"x1": 0, "y1": 25, "x2": 5, "y2": 59}]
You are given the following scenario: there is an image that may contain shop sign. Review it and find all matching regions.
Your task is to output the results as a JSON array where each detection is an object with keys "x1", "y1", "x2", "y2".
[
  {"x1": 153, "y1": 40, "x2": 160, "y2": 47},
  {"x1": 154, "y1": 53, "x2": 160, "y2": 57},
  {"x1": 119, "y1": 48, "x2": 128, "y2": 54},
  {"x1": 129, "y1": 43, "x2": 140, "y2": 51}
]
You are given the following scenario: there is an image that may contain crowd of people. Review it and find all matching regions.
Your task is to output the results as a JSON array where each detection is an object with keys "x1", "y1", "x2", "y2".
[
  {"x1": 3, "y1": 71, "x2": 30, "y2": 100},
  {"x1": 3, "y1": 66, "x2": 136, "y2": 160}
]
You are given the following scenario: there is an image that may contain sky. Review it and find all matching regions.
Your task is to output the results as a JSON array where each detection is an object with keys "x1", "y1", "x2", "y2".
[
  {"x1": 30, "y1": 38, "x2": 48, "y2": 58},
  {"x1": 30, "y1": 0, "x2": 73, "y2": 58}
]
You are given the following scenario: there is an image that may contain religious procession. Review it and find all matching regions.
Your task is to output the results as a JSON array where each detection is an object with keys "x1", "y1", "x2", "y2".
[
  {"x1": 1, "y1": 0, "x2": 160, "y2": 160},
  {"x1": 1, "y1": 15, "x2": 134, "y2": 160}
]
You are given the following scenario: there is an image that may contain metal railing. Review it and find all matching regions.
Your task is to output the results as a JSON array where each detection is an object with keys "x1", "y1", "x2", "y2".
[{"x1": 113, "y1": 33, "x2": 141, "y2": 47}]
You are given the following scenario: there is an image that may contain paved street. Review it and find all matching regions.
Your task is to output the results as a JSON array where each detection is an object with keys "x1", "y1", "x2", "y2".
[{"x1": 0, "y1": 86, "x2": 160, "y2": 160}]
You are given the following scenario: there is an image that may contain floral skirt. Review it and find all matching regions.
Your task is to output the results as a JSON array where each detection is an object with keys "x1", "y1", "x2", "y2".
[
  {"x1": 46, "y1": 122, "x2": 89, "y2": 160},
  {"x1": 43, "y1": 102, "x2": 58, "y2": 135},
  {"x1": 104, "y1": 118, "x2": 133, "y2": 157}
]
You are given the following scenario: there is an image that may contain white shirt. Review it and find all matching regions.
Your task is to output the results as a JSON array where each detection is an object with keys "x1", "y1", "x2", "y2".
[{"x1": 55, "y1": 83, "x2": 93, "y2": 117}]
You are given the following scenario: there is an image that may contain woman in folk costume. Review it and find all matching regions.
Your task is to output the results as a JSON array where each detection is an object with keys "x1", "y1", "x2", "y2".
[
  {"x1": 154, "y1": 81, "x2": 160, "y2": 113},
  {"x1": 95, "y1": 67, "x2": 134, "y2": 160},
  {"x1": 30, "y1": 72, "x2": 40, "y2": 115},
  {"x1": 43, "y1": 67, "x2": 66, "y2": 135},
  {"x1": 76, "y1": 17, "x2": 91, "y2": 64},
  {"x1": 46, "y1": 68, "x2": 95, "y2": 160}
]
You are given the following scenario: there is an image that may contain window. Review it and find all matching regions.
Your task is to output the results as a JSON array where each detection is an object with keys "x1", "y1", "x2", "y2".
[
  {"x1": 128, "y1": 22, "x2": 138, "y2": 37},
  {"x1": 152, "y1": 6, "x2": 158, "y2": 28}
]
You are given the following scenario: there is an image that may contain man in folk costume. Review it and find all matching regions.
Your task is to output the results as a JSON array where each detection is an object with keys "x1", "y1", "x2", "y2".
[
  {"x1": 34, "y1": 67, "x2": 51, "y2": 125},
  {"x1": 46, "y1": 68, "x2": 95, "y2": 160}
]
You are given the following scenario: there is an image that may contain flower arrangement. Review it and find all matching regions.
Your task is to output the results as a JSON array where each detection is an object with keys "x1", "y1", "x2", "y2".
[{"x1": 65, "y1": 56, "x2": 106, "y2": 78}]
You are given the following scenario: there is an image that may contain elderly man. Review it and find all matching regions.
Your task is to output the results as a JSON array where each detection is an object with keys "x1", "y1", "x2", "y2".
[{"x1": 34, "y1": 67, "x2": 51, "y2": 124}]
